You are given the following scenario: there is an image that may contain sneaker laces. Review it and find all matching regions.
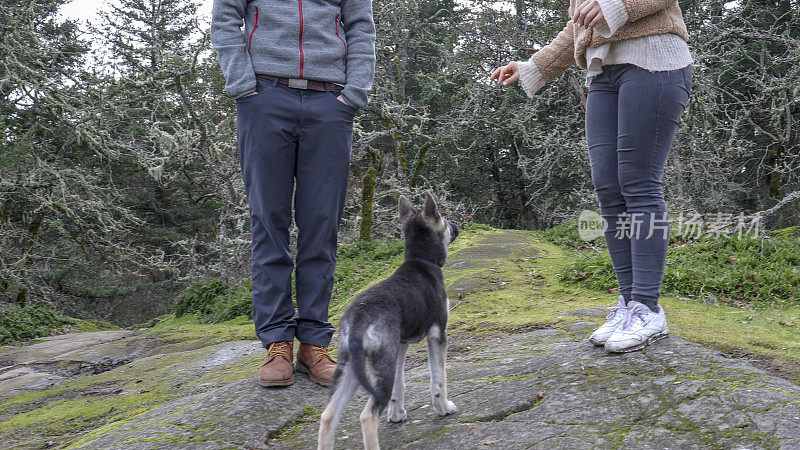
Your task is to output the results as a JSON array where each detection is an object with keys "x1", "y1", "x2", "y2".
[
  {"x1": 606, "y1": 305, "x2": 628, "y2": 321},
  {"x1": 620, "y1": 304, "x2": 649, "y2": 331},
  {"x1": 267, "y1": 341, "x2": 291, "y2": 358}
]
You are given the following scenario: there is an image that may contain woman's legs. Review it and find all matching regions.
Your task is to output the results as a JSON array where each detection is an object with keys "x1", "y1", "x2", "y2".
[
  {"x1": 615, "y1": 65, "x2": 691, "y2": 311},
  {"x1": 586, "y1": 68, "x2": 633, "y2": 304},
  {"x1": 586, "y1": 64, "x2": 692, "y2": 312}
]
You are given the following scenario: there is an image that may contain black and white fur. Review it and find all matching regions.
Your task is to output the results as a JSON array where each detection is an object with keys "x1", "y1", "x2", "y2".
[{"x1": 317, "y1": 191, "x2": 459, "y2": 450}]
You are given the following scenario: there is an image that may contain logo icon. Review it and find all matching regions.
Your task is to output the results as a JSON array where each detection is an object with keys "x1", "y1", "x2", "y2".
[{"x1": 577, "y1": 210, "x2": 606, "y2": 242}]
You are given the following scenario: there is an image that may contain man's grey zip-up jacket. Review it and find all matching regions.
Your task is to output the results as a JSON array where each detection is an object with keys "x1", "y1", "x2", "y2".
[{"x1": 211, "y1": 0, "x2": 376, "y2": 108}]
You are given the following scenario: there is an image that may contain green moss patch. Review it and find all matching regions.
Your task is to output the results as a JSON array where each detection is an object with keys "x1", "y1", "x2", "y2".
[
  {"x1": 442, "y1": 228, "x2": 800, "y2": 384},
  {"x1": 2, "y1": 225, "x2": 799, "y2": 448}
]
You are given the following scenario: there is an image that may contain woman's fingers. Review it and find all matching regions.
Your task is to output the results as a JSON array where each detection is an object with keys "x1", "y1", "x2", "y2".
[
  {"x1": 587, "y1": 8, "x2": 605, "y2": 28},
  {"x1": 499, "y1": 65, "x2": 519, "y2": 86},
  {"x1": 490, "y1": 64, "x2": 519, "y2": 86},
  {"x1": 503, "y1": 72, "x2": 520, "y2": 86},
  {"x1": 575, "y1": 0, "x2": 590, "y2": 24},
  {"x1": 574, "y1": 0, "x2": 603, "y2": 27},
  {"x1": 497, "y1": 66, "x2": 511, "y2": 85},
  {"x1": 491, "y1": 63, "x2": 519, "y2": 86},
  {"x1": 573, "y1": 0, "x2": 590, "y2": 23},
  {"x1": 583, "y1": 7, "x2": 599, "y2": 26}
]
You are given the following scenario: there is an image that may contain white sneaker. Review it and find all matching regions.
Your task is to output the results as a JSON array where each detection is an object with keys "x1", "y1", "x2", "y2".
[
  {"x1": 604, "y1": 301, "x2": 669, "y2": 353},
  {"x1": 588, "y1": 295, "x2": 630, "y2": 346}
]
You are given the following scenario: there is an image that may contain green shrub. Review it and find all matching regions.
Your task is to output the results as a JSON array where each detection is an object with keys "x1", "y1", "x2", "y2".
[
  {"x1": 559, "y1": 230, "x2": 800, "y2": 308},
  {"x1": 0, "y1": 304, "x2": 76, "y2": 344},
  {"x1": 173, "y1": 239, "x2": 406, "y2": 323},
  {"x1": 538, "y1": 212, "x2": 734, "y2": 250},
  {"x1": 206, "y1": 289, "x2": 252, "y2": 323},
  {"x1": 538, "y1": 217, "x2": 606, "y2": 250},
  {"x1": 173, "y1": 278, "x2": 251, "y2": 323},
  {"x1": 332, "y1": 239, "x2": 405, "y2": 307}
]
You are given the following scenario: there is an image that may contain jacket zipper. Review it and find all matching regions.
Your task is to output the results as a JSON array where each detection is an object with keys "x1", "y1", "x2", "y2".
[
  {"x1": 298, "y1": 0, "x2": 305, "y2": 78},
  {"x1": 248, "y1": 7, "x2": 259, "y2": 53},
  {"x1": 335, "y1": 14, "x2": 347, "y2": 65}
]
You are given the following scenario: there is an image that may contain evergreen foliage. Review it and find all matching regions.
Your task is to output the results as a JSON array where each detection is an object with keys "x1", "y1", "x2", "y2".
[{"x1": 1, "y1": 0, "x2": 798, "y2": 324}]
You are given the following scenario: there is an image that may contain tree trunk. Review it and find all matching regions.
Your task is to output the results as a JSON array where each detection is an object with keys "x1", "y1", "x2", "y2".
[{"x1": 359, "y1": 166, "x2": 377, "y2": 241}]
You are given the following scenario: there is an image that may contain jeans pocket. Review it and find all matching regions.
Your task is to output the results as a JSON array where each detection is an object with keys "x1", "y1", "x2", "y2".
[
  {"x1": 328, "y1": 90, "x2": 357, "y2": 114},
  {"x1": 657, "y1": 67, "x2": 686, "y2": 86},
  {"x1": 682, "y1": 66, "x2": 693, "y2": 95},
  {"x1": 236, "y1": 77, "x2": 272, "y2": 104}
]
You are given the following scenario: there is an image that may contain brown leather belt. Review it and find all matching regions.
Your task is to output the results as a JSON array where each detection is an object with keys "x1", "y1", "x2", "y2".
[{"x1": 257, "y1": 75, "x2": 342, "y2": 92}]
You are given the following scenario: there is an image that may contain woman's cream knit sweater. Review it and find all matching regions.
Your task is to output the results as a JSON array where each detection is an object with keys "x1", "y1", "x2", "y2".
[{"x1": 517, "y1": 0, "x2": 693, "y2": 97}]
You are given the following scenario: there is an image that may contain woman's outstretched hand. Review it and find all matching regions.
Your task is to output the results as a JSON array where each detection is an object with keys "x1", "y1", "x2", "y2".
[
  {"x1": 573, "y1": 0, "x2": 605, "y2": 28},
  {"x1": 491, "y1": 61, "x2": 520, "y2": 86}
]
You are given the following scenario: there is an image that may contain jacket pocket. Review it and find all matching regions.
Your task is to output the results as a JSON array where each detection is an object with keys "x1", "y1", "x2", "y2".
[
  {"x1": 248, "y1": 7, "x2": 259, "y2": 53},
  {"x1": 334, "y1": 14, "x2": 347, "y2": 65}
]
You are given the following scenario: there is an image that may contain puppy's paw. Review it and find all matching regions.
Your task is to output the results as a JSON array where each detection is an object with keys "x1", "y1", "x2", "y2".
[
  {"x1": 387, "y1": 407, "x2": 407, "y2": 423},
  {"x1": 434, "y1": 400, "x2": 457, "y2": 416}
]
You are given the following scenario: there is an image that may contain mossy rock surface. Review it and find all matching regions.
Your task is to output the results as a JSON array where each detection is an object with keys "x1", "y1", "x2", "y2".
[{"x1": 1, "y1": 229, "x2": 799, "y2": 449}]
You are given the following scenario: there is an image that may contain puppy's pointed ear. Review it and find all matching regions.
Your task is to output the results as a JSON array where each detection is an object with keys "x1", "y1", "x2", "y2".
[
  {"x1": 398, "y1": 195, "x2": 415, "y2": 220},
  {"x1": 423, "y1": 190, "x2": 440, "y2": 220}
]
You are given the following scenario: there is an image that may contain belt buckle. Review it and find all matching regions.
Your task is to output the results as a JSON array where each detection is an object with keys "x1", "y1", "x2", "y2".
[{"x1": 288, "y1": 78, "x2": 308, "y2": 89}]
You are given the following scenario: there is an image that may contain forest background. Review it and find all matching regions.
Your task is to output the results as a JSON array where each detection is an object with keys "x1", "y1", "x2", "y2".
[{"x1": 1, "y1": 0, "x2": 798, "y2": 327}]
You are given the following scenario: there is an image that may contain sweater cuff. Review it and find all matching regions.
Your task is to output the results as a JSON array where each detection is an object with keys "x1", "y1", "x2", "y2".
[
  {"x1": 595, "y1": 0, "x2": 629, "y2": 38},
  {"x1": 340, "y1": 85, "x2": 368, "y2": 109},
  {"x1": 516, "y1": 61, "x2": 546, "y2": 99}
]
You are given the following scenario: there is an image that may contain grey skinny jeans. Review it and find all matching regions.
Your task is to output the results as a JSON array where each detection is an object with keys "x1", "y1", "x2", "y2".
[{"x1": 585, "y1": 63, "x2": 692, "y2": 309}]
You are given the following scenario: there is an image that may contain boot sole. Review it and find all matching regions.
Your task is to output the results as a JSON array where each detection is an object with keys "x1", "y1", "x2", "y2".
[
  {"x1": 259, "y1": 376, "x2": 294, "y2": 387},
  {"x1": 606, "y1": 330, "x2": 670, "y2": 353},
  {"x1": 295, "y1": 361, "x2": 333, "y2": 387}
]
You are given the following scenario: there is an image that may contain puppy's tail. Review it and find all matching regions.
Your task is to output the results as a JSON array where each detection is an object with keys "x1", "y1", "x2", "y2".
[{"x1": 348, "y1": 334, "x2": 389, "y2": 404}]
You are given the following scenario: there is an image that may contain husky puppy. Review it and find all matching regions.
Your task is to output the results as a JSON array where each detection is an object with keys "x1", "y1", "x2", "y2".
[{"x1": 317, "y1": 191, "x2": 459, "y2": 450}]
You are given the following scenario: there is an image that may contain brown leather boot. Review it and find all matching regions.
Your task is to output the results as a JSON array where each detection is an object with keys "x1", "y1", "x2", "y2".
[
  {"x1": 258, "y1": 341, "x2": 294, "y2": 387},
  {"x1": 296, "y1": 343, "x2": 337, "y2": 387}
]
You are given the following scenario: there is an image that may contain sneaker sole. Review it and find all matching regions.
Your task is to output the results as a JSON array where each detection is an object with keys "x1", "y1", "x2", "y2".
[
  {"x1": 295, "y1": 361, "x2": 333, "y2": 387},
  {"x1": 606, "y1": 330, "x2": 670, "y2": 353},
  {"x1": 589, "y1": 336, "x2": 607, "y2": 346},
  {"x1": 589, "y1": 329, "x2": 618, "y2": 346},
  {"x1": 259, "y1": 376, "x2": 294, "y2": 387}
]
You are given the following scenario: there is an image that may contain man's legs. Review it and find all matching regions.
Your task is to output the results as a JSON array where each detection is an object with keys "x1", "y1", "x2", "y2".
[
  {"x1": 237, "y1": 77, "x2": 300, "y2": 348},
  {"x1": 293, "y1": 87, "x2": 355, "y2": 347}
]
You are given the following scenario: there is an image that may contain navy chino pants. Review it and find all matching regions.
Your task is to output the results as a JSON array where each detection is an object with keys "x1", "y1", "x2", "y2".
[
  {"x1": 236, "y1": 75, "x2": 356, "y2": 348},
  {"x1": 585, "y1": 63, "x2": 692, "y2": 309}
]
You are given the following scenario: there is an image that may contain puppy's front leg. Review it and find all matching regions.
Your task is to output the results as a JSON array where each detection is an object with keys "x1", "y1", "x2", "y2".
[
  {"x1": 387, "y1": 343, "x2": 409, "y2": 422},
  {"x1": 426, "y1": 325, "x2": 457, "y2": 416}
]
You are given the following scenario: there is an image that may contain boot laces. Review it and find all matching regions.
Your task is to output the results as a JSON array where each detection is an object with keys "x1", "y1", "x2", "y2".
[
  {"x1": 311, "y1": 345, "x2": 333, "y2": 360},
  {"x1": 267, "y1": 341, "x2": 291, "y2": 358}
]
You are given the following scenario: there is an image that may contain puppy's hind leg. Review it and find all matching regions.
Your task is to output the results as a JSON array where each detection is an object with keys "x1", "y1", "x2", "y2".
[
  {"x1": 426, "y1": 324, "x2": 457, "y2": 416},
  {"x1": 318, "y1": 362, "x2": 358, "y2": 450},
  {"x1": 360, "y1": 351, "x2": 395, "y2": 450},
  {"x1": 387, "y1": 343, "x2": 410, "y2": 423}
]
